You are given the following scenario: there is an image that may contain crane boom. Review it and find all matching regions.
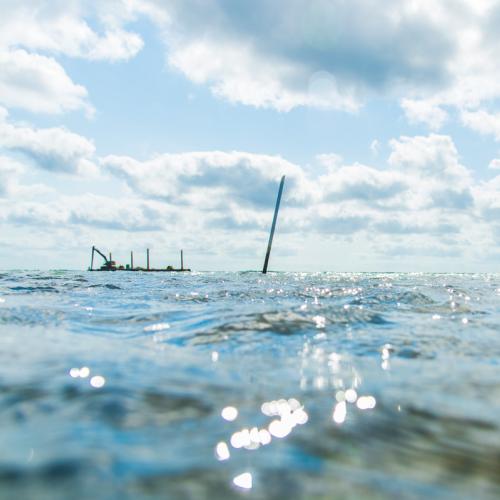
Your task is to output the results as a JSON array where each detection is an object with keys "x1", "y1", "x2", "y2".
[{"x1": 93, "y1": 246, "x2": 109, "y2": 263}]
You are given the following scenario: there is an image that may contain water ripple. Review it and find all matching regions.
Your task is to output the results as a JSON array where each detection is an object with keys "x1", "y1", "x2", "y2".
[{"x1": 0, "y1": 271, "x2": 499, "y2": 499}]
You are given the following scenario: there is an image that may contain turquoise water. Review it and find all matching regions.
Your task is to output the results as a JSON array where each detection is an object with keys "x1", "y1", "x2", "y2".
[{"x1": 0, "y1": 271, "x2": 499, "y2": 499}]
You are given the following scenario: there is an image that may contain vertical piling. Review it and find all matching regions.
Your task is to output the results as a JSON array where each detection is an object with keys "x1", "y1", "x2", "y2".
[
  {"x1": 109, "y1": 253, "x2": 112, "y2": 262},
  {"x1": 147, "y1": 248, "x2": 150, "y2": 271},
  {"x1": 262, "y1": 175, "x2": 285, "y2": 274},
  {"x1": 131, "y1": 251, "x2": 134, "y2": 270},
  {"x1": 90, "y1": 246, "x2": 95, "y2": 271},
  {"x1": 181, "y1": 250, "x2": 184, "y2": 271}
]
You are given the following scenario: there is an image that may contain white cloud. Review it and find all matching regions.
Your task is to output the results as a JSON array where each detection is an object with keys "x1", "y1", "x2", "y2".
[
  {"x1": 388, "y1": 134, "x2": 470, "y2": 185},
  {"x1": 319, "y1": 163, "x2": 408, "y2": 205},
  {"x1": 388, "y1": 134, "x2": 473, "y2": 210},
  {"x1": 0, "y1": 128, "x2": 486, "y2": 247},
  {"x1": 122, "y1": 0, "x2": 499, "y2": 122},
  {"x1": 395, "y1": 3, "x2": 500, "y2": 136},
  {"x1": 97, "y1": 133, "x2": 481, "y2": 247},
  {"x1": 0, "y1": 110, "x2": 97, "y2": 175},
  {"x1": 400, "y1": 99, "x2": 448, "y2": 130},
  {"x1": 0, "y1": 1, "x2": 144, "y2": 61},
  {"x1": 151, "y1": 0, "x2": 457, "y2": 111},
  {"x1": 461, "y1": 110, "x2": 500, "y2": 141},
  {"x1": 370, "y1": 140, "x2": 381, "y2": 156},
  {"x1": 489, "y1": 159, "x2": 500, "y2": 169},
  {"x1": 0, "y1": 155, "x2": 23, "y2": 196},
  {"x1": 3, "y1": 0, "x2": 500, "y2": 128},
  {"x1": 168, "y1": 40, "x2": 359, "y2": 112},
  {"x1": 3, "y1": 128, "x2": 500, "y2": 268},
  {"x1": 316, "y1": 153, "x2": 343, "y2": 170},
  {"x1": 3, "y1": 194, "x2": 178, "y2": 232},
  {"x1": 0, "y1": 0, "x2": 147, "y2": 116},
  {"x1": 102, "y1": 151, "x2": 313, "y2": 208},
  {"x1": 0, "y1": 49, "x2": 92, "y2": 115},
  {"x1": 374, "y1": 216, "x2": 459, "y2": 236},
  {"x1": 2, "y1": 0, "x2": 500, "y2": 131}
]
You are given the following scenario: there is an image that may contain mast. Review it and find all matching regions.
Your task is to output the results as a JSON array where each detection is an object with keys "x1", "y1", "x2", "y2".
[{"x1": 262, "y1": 175, "x2": 285, "y2": 274}]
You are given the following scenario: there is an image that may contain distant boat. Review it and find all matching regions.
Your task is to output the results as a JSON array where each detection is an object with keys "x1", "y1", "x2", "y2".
[{"x1": 88, "y1": 246, "x2": 190, "y2": 272}]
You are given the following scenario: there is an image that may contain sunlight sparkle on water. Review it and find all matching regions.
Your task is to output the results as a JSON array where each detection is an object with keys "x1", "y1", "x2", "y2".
[
  {"x1": 313, "y1": 315, "x2": 326, "y2": 328},
  {"x1": 258, "y1": 429, "x2": 272, "y2": 445},
  {"x1": 4, "y1": 270, "x2": 499, "y2": 500},
  {"x1": 345, "y1": 389, "x2": 358, "y2": 403},
  {"x1": 357, "y1": 396, "x2": 376, "y2": 410},
  {"x1": 144, "y1": 322, "x2": 170, "y2": 332},
  {"x1": 90, "y1": 375, "x2": 106, "y2": 388},
  {"x1": 269, "y1": 419, "x2": 292, "y2": 438},
  {"x1": 221, "y1": 406, "x2": 238, "y2": 421},
  {"x1": 215, "y1": 442, "x2": 230, "y2": 461},
  {"x1": 336, "y1": 390, "x2": 345, "y2": 402},
  {"x1": 233, "y1": 472, "x2": 252, "y2": 490},
  {"x1": 69, "y1": 366, "x2": 90, "y2": 378},
  {"x1": 333, "y1": 401, "x2": 347, "y2": 424}
]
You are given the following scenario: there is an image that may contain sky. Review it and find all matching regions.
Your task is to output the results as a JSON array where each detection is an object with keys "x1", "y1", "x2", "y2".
[{"x1": 2, "y1": 0, "x2": 500, "y2": 271}]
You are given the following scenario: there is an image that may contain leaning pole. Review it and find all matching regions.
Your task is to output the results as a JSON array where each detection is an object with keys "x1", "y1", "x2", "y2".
[{"x1": 262, "y1": 175, "x2": 285, "y2": 274}]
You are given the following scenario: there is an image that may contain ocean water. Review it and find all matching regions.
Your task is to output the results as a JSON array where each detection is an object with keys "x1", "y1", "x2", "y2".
[{"x1": 0, "y1": 271, "x2": 499, "y2": 499}]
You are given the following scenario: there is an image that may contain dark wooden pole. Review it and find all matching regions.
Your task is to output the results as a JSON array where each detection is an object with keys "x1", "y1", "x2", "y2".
[
  {"x1": 263, "y1": 175, "x2": 285, "y2": 274},
  {"x1": 90, "y1": 246, "x2": 94, "y2": 270},
  {"x1": 181, "y1": 250, "x2": 184, "y2": 271},
  {"x1": 131, "y1": 251, "x2": 134, "y2": 270},
  {"x1": 147, "y1": 248, "x2": 150, "y2": 270},
  {"x1": 109, "y1": 252, "x2": 112, "y2": 262}
]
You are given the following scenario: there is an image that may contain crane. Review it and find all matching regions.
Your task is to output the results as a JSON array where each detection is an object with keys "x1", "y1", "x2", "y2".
[{"x1": 89, "y1": 246, "x2": 116, "y2": 271}]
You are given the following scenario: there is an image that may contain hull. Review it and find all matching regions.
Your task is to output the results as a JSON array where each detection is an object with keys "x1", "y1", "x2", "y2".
[{"x1": 89, "y1": 268, "x2": 191, "y2": 272}]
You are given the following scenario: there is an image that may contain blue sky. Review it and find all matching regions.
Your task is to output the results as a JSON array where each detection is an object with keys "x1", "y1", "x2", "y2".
[{"x1": 1, "y1": 0, "x2": 500, "y2": 271}]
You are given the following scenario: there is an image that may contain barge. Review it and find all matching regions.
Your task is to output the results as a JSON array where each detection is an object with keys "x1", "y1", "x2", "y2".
[{"x1": 89, "y1": 246, "x2": 190, "y2": 272}]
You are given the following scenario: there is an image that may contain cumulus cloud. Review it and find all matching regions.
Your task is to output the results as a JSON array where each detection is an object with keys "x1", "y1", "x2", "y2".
[
  {"x1": 374, "y1": 218, "x2": 459, "y2": 236},
  {"x1": 396, "y1": 2, "x2": 500, "y2": 137},
  {"x1": 95, "y1": 133, "x2": 482, "y2": 248},
  {"x1": 489, "y1": 159, "x2": 500, "y2": 170},
  {"x1": 387, "y1": 134, "x2": 474, "y2": 210},
  {"x1": 382, "y1": 243, "x2": 463, "y2": 259},
  {"x1": 0, "y1": 0, "x2": 144, "y2": 61},
  {"x1": 3, "y1": 194, "x2": 177, "y2": 232},
  {"x1": 102, "y1": 151, "x2": 313, "y2": 208},
  {"x1": 149, "y1": 0, "x2": 455, "y2": 111},
  {"x1": 109, "y1": 0, "x2": 500, "y2": 145},
  {"x1": 0, "y1": 109, "x2": 97, "y2": 175},
  {"x1": 400, "y1": 98, "x2": 449, "y2": 130},
  {"x1": 461, "y1": 110, "x2": 500, "y2": 141},
  {"x1": 0, "y1": 49, "x2": 92, "y2": 115},
  {"x1": 0, "y1": 0, "x2": 148, "y2": 115},
  {"x1": 314, "y1": 212, "x2": 370, "y2": 235},
  {"x1": 3, "y1": 128, "x2": 500, "y2": 266},
  {"x1": 388, "y1": 134, "x2": 464, "y2": 178},
  {"x1": 319, "y1": 163, "x2": 408, "y2": 205},
  {"x1": 472, "y1": 174, "x2": 500, "y2": 222},
  {"x1": 0, "y1": 155, "x2": 23, "y2": 196},
  {"x1": 3, "y1": 0, "x2": 500, "y2": 127},
  {"x1": 370, "y1": 140, "x2": 381, "y2": 156},
  {"x1": 3, "y1": 0, "x2": 500, "y2": 131},
  {"x1": 1, "y1": 127, "x2": 485, "y2": 249}
]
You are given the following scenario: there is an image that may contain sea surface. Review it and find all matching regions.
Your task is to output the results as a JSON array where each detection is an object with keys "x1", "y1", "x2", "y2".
[{"x1": 0, "y1": 271, "x2": 499, "y2": 499}]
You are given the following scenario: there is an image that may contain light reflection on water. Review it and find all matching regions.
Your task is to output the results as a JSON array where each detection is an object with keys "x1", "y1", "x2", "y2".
[{"x1": 0, "y1": 271, "x2": 500, "y2": 499}]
